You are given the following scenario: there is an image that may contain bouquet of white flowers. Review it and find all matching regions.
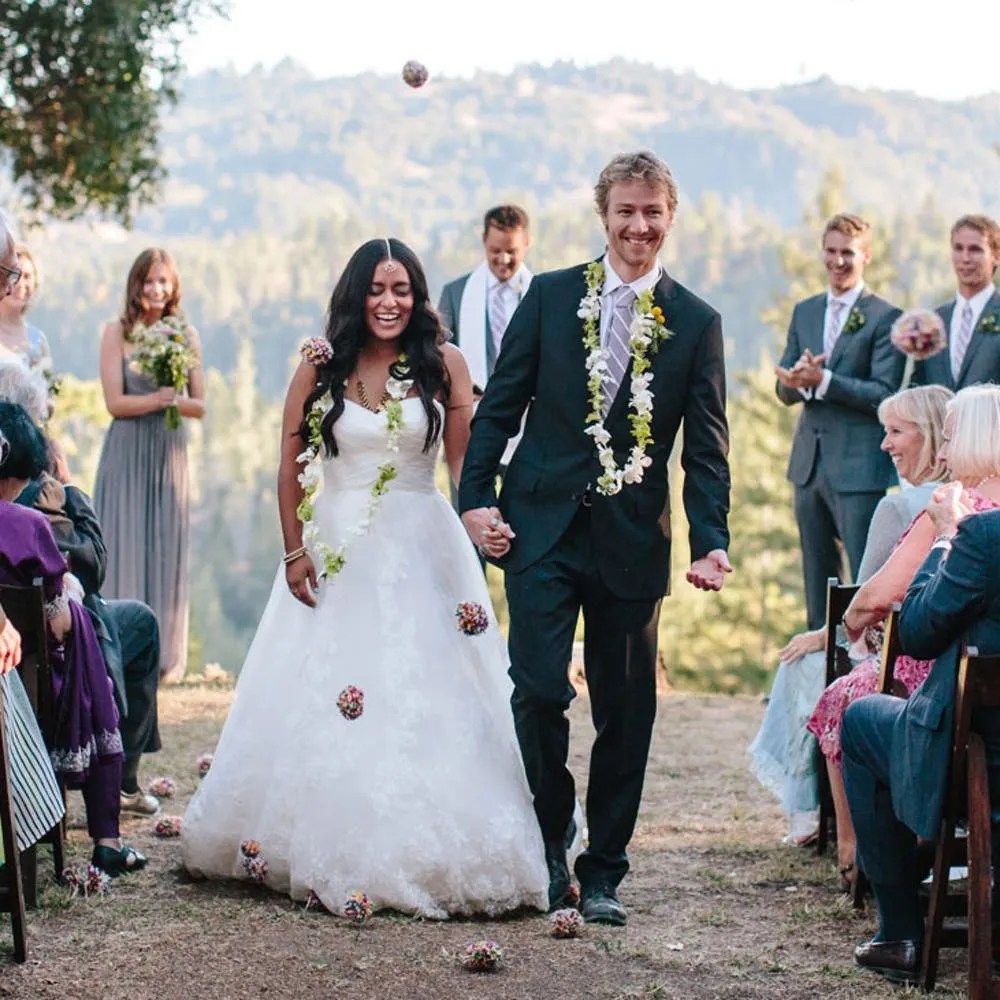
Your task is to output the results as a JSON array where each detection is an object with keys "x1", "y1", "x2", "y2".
[{"x1": 128, "y1": 316, "x2": 197, "y2": 429}]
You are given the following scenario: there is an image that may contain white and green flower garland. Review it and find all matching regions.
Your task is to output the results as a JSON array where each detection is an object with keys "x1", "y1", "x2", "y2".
[
  {"x1": 295, "y1": 350, "x2": 413, "y2": 580},
  {"x1": 577, "y1": 261, "x2": 672, "y2": 496}
]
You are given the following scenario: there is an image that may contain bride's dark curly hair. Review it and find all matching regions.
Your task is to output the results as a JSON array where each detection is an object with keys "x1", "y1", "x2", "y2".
[{"x1": 299, "y1": 238, "x2": 449, "y2": 455}]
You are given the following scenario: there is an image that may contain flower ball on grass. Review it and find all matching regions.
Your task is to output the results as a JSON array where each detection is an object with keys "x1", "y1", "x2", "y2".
[
  {"x1": 549, "y1": 908, "x2": 585, "y2": 938},
  {"x1": 462, "y1": 939, "x2": 503, "y2": 973},
  {"x1": 147, "y1": 776, "x2": 175, "y2": 798},
  {"x1": 196, "y1": 753, "x2": 213, "y2": 777},
  {"x1": 154, "y1": 815, "x2": 183, "y2": 838},
  {"x1": 343, "y1": 890, "x2": 373, "y2": 925}
]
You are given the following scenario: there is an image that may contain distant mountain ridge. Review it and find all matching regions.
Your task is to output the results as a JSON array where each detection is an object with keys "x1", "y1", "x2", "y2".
[
  {"x1": 25, "y1": 59, "x2": 998, "y2": 388},
  {"x1": 151, "y1": 59, "x2": 1000, "y2": 239}
]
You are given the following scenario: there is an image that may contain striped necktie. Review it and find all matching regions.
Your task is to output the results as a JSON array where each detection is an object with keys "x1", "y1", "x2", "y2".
[
  {"x1": 824, "y1": 300, "x2": 845, "y2": 357},
  {"x1": 603, "y1": 285, "x2": 636, "y2": 415},
  {"x1": 489, "y1": 281, "x2": 510, "y2": 354},
  {"x1": 952, "y1": 301, "x2": 974, "y2": 382}
]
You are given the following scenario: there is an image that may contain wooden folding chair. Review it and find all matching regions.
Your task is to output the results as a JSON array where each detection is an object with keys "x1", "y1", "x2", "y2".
[
  {"x1": 918, "y1": 647, "x2": 1000, "y2": 997},
  {"x1": 0, "y1": 674, "x2": 28, "y2": 963},
  {"x1": 0, "y1": 582, "x2": 65, "y2": 907},
  {"x1": 816, "y1": 577, "x2": 860, "y2": 858},
  {"x1": 875, "y1": 604, "x2": 906, "y2": 697}
]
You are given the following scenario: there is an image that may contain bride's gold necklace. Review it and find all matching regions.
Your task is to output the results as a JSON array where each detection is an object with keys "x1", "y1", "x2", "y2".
[{"x1": 356, "y1": 375, "x2": 390, "y2": 413}]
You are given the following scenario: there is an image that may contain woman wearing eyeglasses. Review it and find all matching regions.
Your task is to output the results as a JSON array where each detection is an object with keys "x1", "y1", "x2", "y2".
[
  {"x1": 0, "y1": 245, "x2": 53, "y2": 382},
  {"x1": 93, "y1": 249, "x2": 205, "y2": 682}
]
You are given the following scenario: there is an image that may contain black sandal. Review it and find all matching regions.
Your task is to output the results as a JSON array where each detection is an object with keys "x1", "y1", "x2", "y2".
[{"x1": 92, "y1": 843, "x2": 149, "y2": 877}]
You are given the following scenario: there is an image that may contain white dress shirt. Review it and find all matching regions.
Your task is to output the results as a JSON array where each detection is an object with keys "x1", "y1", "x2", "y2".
[{"x1": 809, "y1": 281, "x2": 865, "y2": 400}]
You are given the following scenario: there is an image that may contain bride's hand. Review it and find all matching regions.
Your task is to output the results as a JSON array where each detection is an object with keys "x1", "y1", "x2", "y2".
[{"x1": 285, "y1": 554, "x2": 318, "y2": 608}]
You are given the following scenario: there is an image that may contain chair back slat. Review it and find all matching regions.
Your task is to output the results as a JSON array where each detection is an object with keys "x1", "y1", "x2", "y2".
[{"x1": 824, "y1": 577, "x2": 859, "y2": 686}]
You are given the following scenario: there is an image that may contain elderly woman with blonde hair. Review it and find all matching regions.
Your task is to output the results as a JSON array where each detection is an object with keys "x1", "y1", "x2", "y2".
[
  {"x1": 749, "y1": 384, "x2": 953, "y2": 847},
  {"x1": 809, "y1": 383, "x2": 1000, "y2": 888}
]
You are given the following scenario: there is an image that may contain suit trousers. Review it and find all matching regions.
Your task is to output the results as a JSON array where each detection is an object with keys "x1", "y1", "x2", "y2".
[
  {"x1": 106, "y1": 599, "x2": 162, "y2": 759},
  {"x1": 843, "y1": 694, "x2": 1000, "y2": 938},
  {"x1": 794, "y1": 457, "x2": 883, "y2": 629},
  {"x1": 504, "y1": 504, "x2": 660, "y2": 889}
]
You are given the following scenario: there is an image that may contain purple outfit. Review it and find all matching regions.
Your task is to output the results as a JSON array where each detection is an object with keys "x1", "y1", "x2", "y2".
[{"x1": 0, "y1": 500, "x2": 122, "y2": 839}]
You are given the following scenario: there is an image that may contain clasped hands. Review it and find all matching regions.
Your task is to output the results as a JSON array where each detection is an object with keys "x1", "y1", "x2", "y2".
[
  {"x1": 925, "y1": 481, "x2": 974, "y2": 540},
  {"x1": 775, "y1": 349, "x2": 827, "y2": 390},
  {"x1": 461, "y1": 507, "x2": 515, "y2": 560}
]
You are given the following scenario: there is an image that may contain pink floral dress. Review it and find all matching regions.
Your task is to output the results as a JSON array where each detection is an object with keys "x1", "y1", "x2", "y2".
[{"x1": 807, "y1": 490, "x2": 999, "y2": 766}]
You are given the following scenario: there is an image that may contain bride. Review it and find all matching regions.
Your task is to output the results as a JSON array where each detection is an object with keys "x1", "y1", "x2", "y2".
[{"x1": 182, "y1": 238, "x2": 548, "y2": 917}]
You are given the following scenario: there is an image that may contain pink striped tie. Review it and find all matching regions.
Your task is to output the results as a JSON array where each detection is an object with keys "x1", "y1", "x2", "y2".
[
  {"x1": 603, "y1": 285, "x2": 636, "y2": 415},
  {"x1": 952, "y1": 302, "x2": 974, "y2": 382}
]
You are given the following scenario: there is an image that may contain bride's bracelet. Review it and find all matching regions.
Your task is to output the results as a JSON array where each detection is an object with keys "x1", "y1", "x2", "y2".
[{"x1": 282, "y1": 546, "x2": 308, "y2": 565}]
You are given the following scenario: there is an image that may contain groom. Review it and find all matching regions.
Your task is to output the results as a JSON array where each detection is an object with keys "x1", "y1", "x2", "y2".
[{"x1": 459, "y1": 150, "x2": 732, "y2": 925}]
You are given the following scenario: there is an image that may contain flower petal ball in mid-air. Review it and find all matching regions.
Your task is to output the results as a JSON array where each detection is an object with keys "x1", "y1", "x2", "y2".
[{"x1": 401, "y1": 60, "x2": 429, "y2": 88}]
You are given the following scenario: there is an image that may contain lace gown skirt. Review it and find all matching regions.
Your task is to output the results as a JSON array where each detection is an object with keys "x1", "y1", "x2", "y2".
[{"x1": 182, "y1": 402, "x2": 547, "y2": 918}]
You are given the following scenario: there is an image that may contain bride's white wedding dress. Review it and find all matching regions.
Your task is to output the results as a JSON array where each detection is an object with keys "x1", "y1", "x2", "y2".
[{"x1": 182, "y1": 398, "x2": 548, "y2": 917}]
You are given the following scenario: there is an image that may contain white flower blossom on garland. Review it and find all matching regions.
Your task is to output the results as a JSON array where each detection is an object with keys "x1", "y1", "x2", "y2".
[
  {"x1": 578, "y1": 261, "x2": 673, "y2": 496},
  {"x1": 296, "y1": 351, "x2": 413, "y2": 581}
]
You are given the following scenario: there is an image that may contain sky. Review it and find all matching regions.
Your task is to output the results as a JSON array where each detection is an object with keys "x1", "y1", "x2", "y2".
[{"x1": 180, "y1": 0, "x2": 1000, "y2": 101}]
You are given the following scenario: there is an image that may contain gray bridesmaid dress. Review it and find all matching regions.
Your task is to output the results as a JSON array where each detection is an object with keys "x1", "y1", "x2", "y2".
[{"x1": 93, "y1": 362, "x2": 189, "y2": 680}]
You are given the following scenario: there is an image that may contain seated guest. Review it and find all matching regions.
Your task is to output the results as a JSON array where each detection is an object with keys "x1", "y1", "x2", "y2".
[
  {"x1": 0, "y1": 361, "x2": 162, "y2": 815},
  {"x1": 748, "y1": 385, "x2": 951, "y2": 847},
  {"x1": 0, "y1": 402, "x2": 146, "y2": 875},
  {"x1": 0, "y1": 431, "x2": 64, "y2": 861},
  {"x1": 842, "y1": 487, "x2": 1000, "y2": 983},
  {"x1": 808, "y1": 384, "x2": 1000, "y2": 888}
]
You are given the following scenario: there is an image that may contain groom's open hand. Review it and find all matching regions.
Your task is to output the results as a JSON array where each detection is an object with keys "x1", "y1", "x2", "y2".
[
  {"x1": 461, "y1": 507, "x2": 515, "y2": 560},
  {"x1": 686, "y1": 549, "x2": 732, "y2": 592}
]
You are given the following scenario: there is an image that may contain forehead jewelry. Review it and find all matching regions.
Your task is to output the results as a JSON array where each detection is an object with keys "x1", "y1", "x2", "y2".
[{"x1": 382, "y1": 238, "x2": 398, "y2": 272}]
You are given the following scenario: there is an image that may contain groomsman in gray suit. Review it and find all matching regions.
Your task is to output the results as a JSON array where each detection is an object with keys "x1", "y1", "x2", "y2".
[
  {"x1": 918, "y1": 214, "x2": 1000, "y2": 390},
  {"x1": 776, "y1": 213, "x2": 904, "y2": 629},
  {"x1": 438, "y1": 205, "x2": 533, "y2": 399}
]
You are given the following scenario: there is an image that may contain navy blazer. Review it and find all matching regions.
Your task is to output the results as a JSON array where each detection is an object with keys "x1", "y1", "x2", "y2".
[
  {"x1": 459, "y1": 263, "x2": 731, "y2": 600},
  {"x1": 917, "y1": 290, "x2": 1000, "y2": 390},
  {"x1": 894, "y1": 508, "x2": 1000, "y2": 843},
  {"x1": 776, "y1": 290, "x2": 903, "y2": 493}
]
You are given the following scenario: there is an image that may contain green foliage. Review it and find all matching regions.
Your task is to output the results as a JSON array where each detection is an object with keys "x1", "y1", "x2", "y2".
[
  {"x1": 0, "y1": 0, "x2": 223, "y2": 221},
  {"x1": 660, "y1": 353, "x2": 802, "y2": 693}
]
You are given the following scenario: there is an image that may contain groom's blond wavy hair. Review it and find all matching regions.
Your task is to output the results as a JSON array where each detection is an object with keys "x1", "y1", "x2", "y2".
[{"x1": 594, "y1": 151, "x2": 678, "y2": 220}]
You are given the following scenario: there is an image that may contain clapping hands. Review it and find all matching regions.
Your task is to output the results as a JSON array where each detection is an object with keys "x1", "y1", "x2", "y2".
[{"x1": 775, "y1": 350, "x2": 827, "y2": 390}]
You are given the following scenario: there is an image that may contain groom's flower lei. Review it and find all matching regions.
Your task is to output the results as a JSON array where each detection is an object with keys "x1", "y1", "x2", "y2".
[
  {"x1": 295, "y1": 345, "x2": 412, "y2": 581},
  {"x1": 578, "y1": 261, "x2": 672, "y2": 496}
]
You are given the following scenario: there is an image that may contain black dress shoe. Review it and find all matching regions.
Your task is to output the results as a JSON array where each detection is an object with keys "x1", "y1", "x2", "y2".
[
  {"x1": 853, "y1": 938, "x2": 920, "y2": 983},
  {"x1": 545, "y1": 842, "x2": 571, "y2": 912},
  {"x1": 580, "y1": 883, "x2": 627, "y2": 926}
]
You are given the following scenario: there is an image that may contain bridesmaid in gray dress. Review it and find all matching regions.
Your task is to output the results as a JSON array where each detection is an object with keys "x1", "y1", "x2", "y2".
[{"x1": 93, "y1": 249, "x2": 205, "y2": 681}]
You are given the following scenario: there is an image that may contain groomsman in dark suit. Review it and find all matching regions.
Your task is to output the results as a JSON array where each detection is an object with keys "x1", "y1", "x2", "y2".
[
  {"x1": 918, "y1": 214, "x2": 1000, "y2": 390},
  {"x1": 775, "y1": 214, "x2": 904, "y2": 629},
  {"x1": 459, "y1": 151, "x2": 731, "y2": 925},
  {"x1": 841, "y1": 486, "x2": 1000, "y2": 983}
]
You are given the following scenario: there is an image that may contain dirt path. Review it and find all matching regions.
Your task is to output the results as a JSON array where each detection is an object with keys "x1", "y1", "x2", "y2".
[{"x1": 0, "y1": 685, "x2": 966, "y2": 999}]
